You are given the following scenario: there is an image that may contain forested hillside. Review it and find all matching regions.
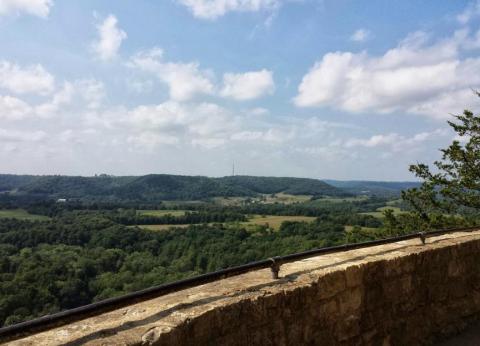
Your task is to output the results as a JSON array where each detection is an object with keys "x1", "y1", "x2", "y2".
[
  {"x1": 0, "y1": 174, "x2": 348, "y2": 202},
  {"x1": 324, "y1": 180, "x2": 421, "y2": 197}
]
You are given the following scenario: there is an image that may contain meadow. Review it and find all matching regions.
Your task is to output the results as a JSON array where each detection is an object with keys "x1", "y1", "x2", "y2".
[
  {"x1": 137, "y1": 209, "x2": 187, "y2": 217},
  {"x1": 0, "y1": 209, "x2": 50, "y2": 221},
  {"x1": 360, "y1": 206, "x2": 404, "y2": 218},
  {"x1": 135, "y1": 214, "x2": 317, "y2": 232}
]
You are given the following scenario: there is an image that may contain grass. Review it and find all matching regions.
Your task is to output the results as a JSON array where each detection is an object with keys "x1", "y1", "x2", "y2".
[
  {"x1": 213, "y1": 193, "x2": 313, "y2": 206},
  {"x1": 137, "y1": 210, "x2": 187, "y2": 217},
  {"x1": 260, "y1": 193, "x2": 312, "y2": 204},
  {"x1": 309, "y1": 195, "x2": 369, "y2": 204},
  {"x1": 241, "y1": 215, "x2": 316, "y2": 230},
  {"x1": 134, "y1": 224, "x2": 190, "y2": 231},
  {"x1": 360, "y1": 206, "x2": 404, "y2": 218},
  {"x1": 0, "y1": 209, "x2": 50, "y2": 221},
  {"x1": 134, "y1": 214, "x2": 317, "y2": 232}
]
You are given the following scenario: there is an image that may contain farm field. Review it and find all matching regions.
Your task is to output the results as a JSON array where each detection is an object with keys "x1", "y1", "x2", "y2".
[
  {"x1": 0, "y1": 209, "x2": 50, "y2": 221},
  {"x1": 135, "y1": 224, "x2": 190, "y2": 231},
  {"x1": 137, "y1": 210, "x2": 187, "y2": 217},
  {"x1": 313, "y1": 195, "x2": 369, "y2": 203},
  {"x1": 360, "y1": 206, "x2": 404, "y2": 218},
  {"x1": 135, "y1": 214, "x2": 317, "y2": 232},
  {"x1": 213, "y1": 193, "x2": 313, "y2": 206},
  {"x1": 260, "y1": 193, "x2": 312, "y2": 204},
  {"x1": 241, "y1": 215, "x2": 316, "y2": 230}
]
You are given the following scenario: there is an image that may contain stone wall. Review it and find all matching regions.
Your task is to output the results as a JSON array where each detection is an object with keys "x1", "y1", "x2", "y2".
[
  {"x1": 8, "y1": 231, "x2": 480, "y2": 346},
  {"x1": 153, "y1": 239, "x2": 480, "y2": 345}
]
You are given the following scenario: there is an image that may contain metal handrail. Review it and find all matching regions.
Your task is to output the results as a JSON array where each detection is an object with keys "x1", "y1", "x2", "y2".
[{"x1": 0, "y1": 226, "x2": 479, "y2": 343}]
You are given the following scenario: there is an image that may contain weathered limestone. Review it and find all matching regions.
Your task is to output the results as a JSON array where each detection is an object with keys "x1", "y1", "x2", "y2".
[{"x1": 5, "y1": 230, "x2": 480, "y2": 346}]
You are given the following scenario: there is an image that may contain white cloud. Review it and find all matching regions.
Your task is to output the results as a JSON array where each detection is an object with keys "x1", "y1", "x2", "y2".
[
  {"x1": 0, "y1": 95, "x2": 32, "y2": 120},
  {"x1": 176, "y1": 0, "x2": 279, "y2": 19},
  {"x1": 76, "y1": 79, "x2": 105, "y2": 109},
  {"x1": 35, "y1": 82, "x2": 74, "y2": 118},
  {"x1": 457, "y1": 0, "x2": 480, "y2": 24},
  {"x1": 344, "y1": 128, "x2": 448, "y2": 152},
  {"x1": 92, "y1": 14, "x2": 127, "y2": 61},
  {"x1": 221, "y1": 69, "x2": 275, "y2": 100},
  {"x1": 350, "y1": 29, "x2": 370, "y2": 42},
  {"x1": 0, "y1": 0, "x2": 53, "y2": 18},
  {"x1": 125, "y1": 101, "x2": 237, "y2": 149},
  {"x1": 231, "y1": 130, "x2": 263, "y2": 141},
  {"x1": 250, "y1": 107, "x2": 269, "y2": 116},
  {"x1": 0, "y1": 61, "x2": 55, "y2": 95},
  {"x1": 0, "y1": 128, "x2": 46, "y2": 142},
  {"x1": 127, "y1": 132, "x2": 180, "y2": 150},
  {"x1": 294, "y1": 29, "x2": 480, "y2": 119},
  {"x1": 128, "y1": 48, "x2": 214, "y2": 101},
  {"x1": 0, "y1": 78, "x2": 98, "y2": 120}
]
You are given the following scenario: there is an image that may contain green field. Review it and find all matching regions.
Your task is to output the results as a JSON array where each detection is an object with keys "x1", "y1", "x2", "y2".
[
  {"x1": 260, "y1": 193, "x2": 312, "y2": 204},
  {"x1": 310, "y1": 195, "x2": 369, "y2": 204},
  {"x1": 241, "y1": 215, "x2": 316, "y2": 230},
  {"x1": 135, "y1": 214, "x2": 317, "y2": 232},
  {"x1": 135, "y1": 224, "x2": 190, "y2": 231},
  {"x1": 213, "y1": 193, "x2": 313, "y2": 206},
  {"x1": 360, "y1": 206, "x2": 404, "y2": 218},
  {"x1": 137, "y1": 209, "x2": 187, "y2": 217},
  {"x1": 0, "y1": 209, "x2": 50, "y2": 221}
]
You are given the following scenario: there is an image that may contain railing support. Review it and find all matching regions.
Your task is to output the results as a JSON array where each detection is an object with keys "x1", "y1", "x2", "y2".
[
  {"x1": 419, "y1": 232, "x2": 427, "y2": 245},
  {"x1": 269, "y1": 257, "x2": 281, "y2": 279}
]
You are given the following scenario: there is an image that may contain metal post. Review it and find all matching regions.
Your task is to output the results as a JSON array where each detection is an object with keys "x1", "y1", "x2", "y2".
[
  {"x1": 419, "y1": 232, "x2": 426, "y2": 245},
  {"x1": 269, "y1": 257, "x2": 281, "y2": 279}
]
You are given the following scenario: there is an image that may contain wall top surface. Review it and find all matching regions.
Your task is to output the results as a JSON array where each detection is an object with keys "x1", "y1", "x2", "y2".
[{"x1": 7, "y1": 230, "x2": 480, "y2": 346}]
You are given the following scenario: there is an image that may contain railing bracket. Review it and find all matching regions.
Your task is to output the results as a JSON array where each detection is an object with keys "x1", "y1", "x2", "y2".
[
  {"x1": 419, "y1": 232, "x2": 427, "y2": 245},
  {"x1": 269, "y1": 257, "x2": 281, "y2": 279}
]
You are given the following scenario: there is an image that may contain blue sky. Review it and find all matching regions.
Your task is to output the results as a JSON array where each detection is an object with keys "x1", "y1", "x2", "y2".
[{"x1": 1, "y1": 0, "x2": 480, "y2": 180}]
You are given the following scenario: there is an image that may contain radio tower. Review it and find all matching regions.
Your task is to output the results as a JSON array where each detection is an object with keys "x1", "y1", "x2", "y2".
[{"x1": 232, "y1": 161, "x2": 235, "y2": 176}]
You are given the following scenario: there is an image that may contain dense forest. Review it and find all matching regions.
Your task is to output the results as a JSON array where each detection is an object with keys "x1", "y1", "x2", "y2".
[{"x1": 0, "y1": 208, "x2": 371, "y2": 326}]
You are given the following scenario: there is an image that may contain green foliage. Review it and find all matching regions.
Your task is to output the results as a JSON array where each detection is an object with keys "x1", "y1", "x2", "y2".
[
  {"x1": 400, "y1": 93, "x2": 480, "y2": 230},
  {"x1": 0, "y1": 174, "x2": 347, "y2": 203},
  {"x1": 0, "y1": 200, "x2": 385, "y2": 327}
]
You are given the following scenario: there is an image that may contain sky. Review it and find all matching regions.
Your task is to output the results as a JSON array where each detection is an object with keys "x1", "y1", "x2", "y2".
[{"x1": 1, "y1": 0, "x2": 480, "y2": 180}]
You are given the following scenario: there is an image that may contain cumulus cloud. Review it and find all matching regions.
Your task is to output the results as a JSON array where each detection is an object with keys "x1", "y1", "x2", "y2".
[
  {"x1": 0, "y1": 0, "x2": 53, "y2": 18},
  {"x1": 221, "y1": 69, "x2": 275, "y2": 100},
  {"x1": 350, "y1": 29, "x2": 371, "y2": 42},
  {"x1": 35, "y1": 82, "x2": 74, "y2": 118},
  {"x1": 76, "y1": 79, "x2": 105, "y2": 109},
  {"x1": 344, "y1": 128, "x2": 448, "y2": 152},
  {"x1": 0, "y1": 95, "x2": 32, "y2": 120},
  {"x1": 0, "y1": 128, "x2": 46, "y2": 142},
  {"x1": 0, "y1": 77, "x2": 104, "y2": 121},
  {"x1": 128, "y1": 48, "x2": 214, "y2": 101},
  {"x1": 294, "y1": 29, "x2": 480, "y2": 119},
  {"x1": 457, "y1": 0, "x2": 480, "y2": 24},
  {"x1": 176, "y1": 0, "x2": 279, "y2": 19},
  {"x1": 126, "y1": 101, "x2": 237, "y2": 149},
  {"x1": 0, "y1": 61, "x2": 55, "y2": 95},
  {"x1": 92, "y1": 14, "x2": 127, "y2": 61}
]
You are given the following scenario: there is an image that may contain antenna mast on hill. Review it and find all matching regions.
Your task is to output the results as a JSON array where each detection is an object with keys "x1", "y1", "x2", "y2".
[{"x1": 232, "y1": 161, "x2": 235, "y2": 176}]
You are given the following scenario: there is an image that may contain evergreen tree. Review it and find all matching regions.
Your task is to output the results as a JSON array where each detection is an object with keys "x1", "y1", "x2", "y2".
[{"x1": 402, "y1": 92, "x2": 480, "y2": 227}]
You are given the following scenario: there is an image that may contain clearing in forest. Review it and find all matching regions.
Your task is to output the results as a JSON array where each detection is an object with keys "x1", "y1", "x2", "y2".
[{"x1": 0, "y1": 209, "x2": 50, "y2": 221}]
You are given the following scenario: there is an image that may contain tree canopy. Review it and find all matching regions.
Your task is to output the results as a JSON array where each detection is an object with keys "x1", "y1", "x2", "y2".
[{"x1": 402, "y1": 92, "x2": 480, "y2": 228}]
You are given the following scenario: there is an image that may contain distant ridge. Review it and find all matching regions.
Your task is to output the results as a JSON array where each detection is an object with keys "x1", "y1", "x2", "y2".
[
  {"x1": 324, "y1": 180, "x2": 421, "y2": 197},
  {"x1": 0, "y1": 174, "x2": 348, "y2": 203}
]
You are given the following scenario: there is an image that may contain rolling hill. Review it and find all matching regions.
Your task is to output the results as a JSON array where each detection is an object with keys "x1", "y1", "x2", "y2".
[{"x1": 0, "y1": 174, "x2": 348, "y2": 202}]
